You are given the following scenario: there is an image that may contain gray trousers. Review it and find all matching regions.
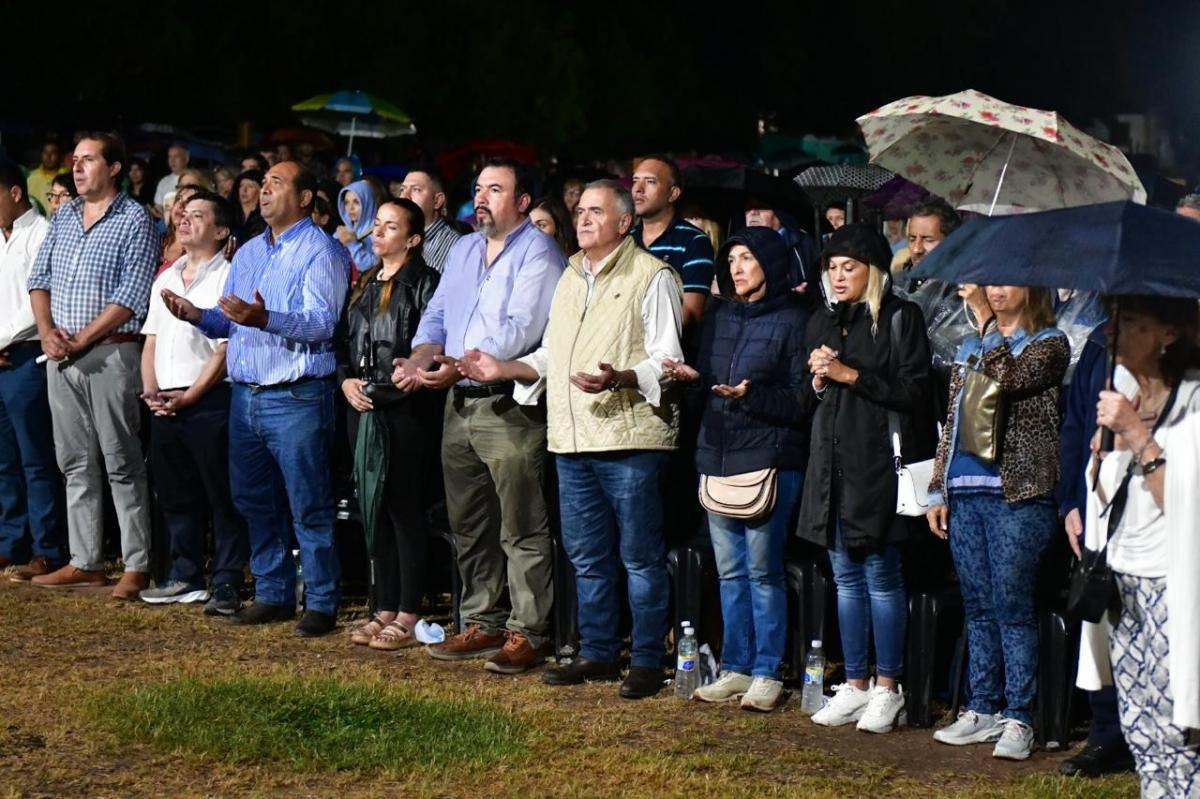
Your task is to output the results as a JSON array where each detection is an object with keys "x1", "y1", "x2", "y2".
[
  {"x1": 441, "y1": 392, "x2": 552, "y2": 646},
  {"x1": 46, "y1": 342, "x2": 151, "y2": 572}
]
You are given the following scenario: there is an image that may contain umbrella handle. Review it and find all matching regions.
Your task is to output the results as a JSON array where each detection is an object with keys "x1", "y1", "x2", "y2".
[
  {"x1": 987, "y1": 133, "x2": 1018, "y2": 217},
  {"x1": 1099, "y1": 304, "x2": 1119, "y2": 453}
]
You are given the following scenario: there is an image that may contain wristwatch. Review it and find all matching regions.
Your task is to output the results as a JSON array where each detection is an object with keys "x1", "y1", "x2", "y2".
[{"x1": 1132, "y1": 456, "x2": 1166, "y2": 476}]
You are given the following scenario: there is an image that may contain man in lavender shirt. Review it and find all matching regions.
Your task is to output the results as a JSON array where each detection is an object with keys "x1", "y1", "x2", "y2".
[{"x1": 393, "y1": 158, "x2": 564, "y2": 674}]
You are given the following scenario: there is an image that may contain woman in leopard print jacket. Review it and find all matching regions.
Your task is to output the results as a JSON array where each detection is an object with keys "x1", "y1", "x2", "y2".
[{"x1": 924, "y1": 284, "x2": 1069, "y2": 760}]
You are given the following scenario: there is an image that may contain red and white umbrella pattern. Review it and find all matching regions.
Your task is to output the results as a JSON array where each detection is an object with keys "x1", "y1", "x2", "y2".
[{"x1": 857, "y1": 89, "x2": 1147, "y2": 213}]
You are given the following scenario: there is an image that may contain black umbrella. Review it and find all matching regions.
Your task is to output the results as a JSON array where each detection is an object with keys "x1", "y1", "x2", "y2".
[
  {"x1": 681, "y1": 163, "x2": 813, "y2": 233},
  {"x1": 912, "y1": 200, "x2": 1200, "y2": 449},
  {"x1": 795, "y1": 163, "x2": 895, "y2": 230}
]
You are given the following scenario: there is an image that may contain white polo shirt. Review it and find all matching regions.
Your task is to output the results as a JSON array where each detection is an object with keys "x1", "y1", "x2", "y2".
[
  {"x1": 142, "y1": 252, "x2": 230, "y2": 388},
  {"x1": 0, "y1": 208, "x2": 49, "y2": 351}
]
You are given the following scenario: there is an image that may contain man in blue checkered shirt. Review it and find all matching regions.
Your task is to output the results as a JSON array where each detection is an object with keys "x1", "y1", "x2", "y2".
[{"x1": 27, "y1": 132, "x2": 159, "y2": 599}]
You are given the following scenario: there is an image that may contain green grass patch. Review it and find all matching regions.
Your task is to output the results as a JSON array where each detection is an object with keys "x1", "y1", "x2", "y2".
[{"x1": 88, "y1": 676, "x2": 529, "y2": 773}]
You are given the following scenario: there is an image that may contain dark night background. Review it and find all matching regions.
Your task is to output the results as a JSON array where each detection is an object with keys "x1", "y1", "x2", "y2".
[{"x1": 3, "y1": 0, "x2": 1198, "y2": 170}]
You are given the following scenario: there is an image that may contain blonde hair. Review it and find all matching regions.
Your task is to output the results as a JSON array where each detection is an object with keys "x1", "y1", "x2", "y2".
[
  {"x1": 690, "y1": 217, "x2": 723, "y2": 253},
  {"x1": 864, "y1": 267, "x2": 887, "y2": 336}
]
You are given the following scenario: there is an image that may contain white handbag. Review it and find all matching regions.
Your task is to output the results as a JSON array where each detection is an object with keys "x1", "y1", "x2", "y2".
[{"x1": 888, "y1": 413, "x2": 938, "y2": 517}]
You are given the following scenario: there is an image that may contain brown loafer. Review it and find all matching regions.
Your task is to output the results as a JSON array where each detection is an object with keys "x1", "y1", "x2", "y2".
[
  {"x1": 427, "y1": 623, "x2": 506, "y2": 661},
  {"x1": 31, "y1": 564, "x2": 107, "y2": 588},
  {"x1": 9, "y1": 556, "x2": 64, "y2": 583},
  {"x1": 111, "y1": 571, "x2": 150, "y2": 600},
  {"x1": 484, "y1": 632, "x2": 545, "y2": 674}
]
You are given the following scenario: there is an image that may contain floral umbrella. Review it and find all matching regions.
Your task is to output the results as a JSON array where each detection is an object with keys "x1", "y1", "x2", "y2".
[{"x1": 857, "y1": 89, "x2": 1146, "y2": 214}]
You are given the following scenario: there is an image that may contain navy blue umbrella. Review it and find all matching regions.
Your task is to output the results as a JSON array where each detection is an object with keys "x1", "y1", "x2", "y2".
[{"x1": 910, "y1": 200, "x2": 1200, "y2": 298}]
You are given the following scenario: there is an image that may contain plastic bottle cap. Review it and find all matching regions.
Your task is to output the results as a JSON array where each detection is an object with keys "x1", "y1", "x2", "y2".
[
  {"x1": 811, "y1": 639, "x2": 822, "y2": 649},
  {"x1": 680, "y1": 620, "x2": 692, "y2": 629},
  {"x1": 684, "y1": 626, "x2": 695, "y2": 636}
]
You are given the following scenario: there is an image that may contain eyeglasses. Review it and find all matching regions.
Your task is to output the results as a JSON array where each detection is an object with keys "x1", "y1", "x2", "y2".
[{"x1": 46, "y1": 192, "x2": 73, "y2": 202}]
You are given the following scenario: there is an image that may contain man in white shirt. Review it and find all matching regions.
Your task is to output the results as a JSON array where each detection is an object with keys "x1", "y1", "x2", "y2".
[
  {"x1": 458, "y1": 180, "x2": 683, "y2": 699},
  {"x1": 138, "y1": 190, "x2": 247, "y2": 614},
  {"x1": 0, "y1": 161, "x2": 66, "y2": 579},
  {"x1": 153, "y1": 143, "x2": 191, "y2": 210}
]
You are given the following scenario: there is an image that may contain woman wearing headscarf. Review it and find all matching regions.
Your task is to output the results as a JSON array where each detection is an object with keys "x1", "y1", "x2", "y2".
[
  {"x1": 797, "y1": 224, "x2": 937, "y2": 733},
  {"x1": 337, "y1": 179, "x2": 382, "y2": 273}
]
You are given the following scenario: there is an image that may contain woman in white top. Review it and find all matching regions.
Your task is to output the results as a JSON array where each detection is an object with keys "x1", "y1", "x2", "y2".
[{"x1": 1078, "y1": 296, "x2": 1200, "y2": 799}]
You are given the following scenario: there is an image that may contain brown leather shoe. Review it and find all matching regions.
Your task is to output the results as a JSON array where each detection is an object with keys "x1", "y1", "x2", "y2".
[
  {"x1": 484, "y1": 632, "x2": 544, "y2": 674},
  {"x1": 9, "y1": 557, "x2": 63, "y2": 583},
  {"x1": 31, "y1": 564, "x2": 108, "y2": 588},
  {"x1": 111, "y1": 571, "x2": 150, "y2": 600},
  {"x1": 427, "y1": 623, "x2": 506, "y2": 661}
]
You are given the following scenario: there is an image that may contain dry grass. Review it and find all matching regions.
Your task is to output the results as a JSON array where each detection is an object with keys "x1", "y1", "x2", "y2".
[{"x1": 0, "y1": 582, "x2": 1138, "y2": 798}]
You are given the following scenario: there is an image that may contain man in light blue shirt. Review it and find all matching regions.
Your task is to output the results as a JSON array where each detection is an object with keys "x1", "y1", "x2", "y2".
[
  {"x1": 394, "y1": 158, "x2": 564, "y2": 673},
  {"x1": 163, "y1": 161, "x2": 349, "y2": 637}
]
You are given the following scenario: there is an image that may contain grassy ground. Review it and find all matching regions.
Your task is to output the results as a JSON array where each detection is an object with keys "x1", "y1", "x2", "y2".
[{"x1": 0, "y1": 581, "x2": 1138, "y2": 798}]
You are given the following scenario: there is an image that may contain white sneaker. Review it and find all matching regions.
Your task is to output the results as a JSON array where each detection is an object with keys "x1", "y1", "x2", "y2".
[
  {"x1": 933, "y1": 710, "x2": 1005, "y2": 746},
  {"x1": 811, "y1": 681, "x2": 872, "y2": 727},
  {"x1": 992, "y1": 718, "x2": 1035, "y2": 760},
  {"x1": 740, "y1": 677, "x2": 784, "y2": 712},
  {"x1": 856, "y1": 683, "x2": 907, "y2": 733},
  {"x1": 693, "y1": 671, "x2": 753, "y2": 703}
]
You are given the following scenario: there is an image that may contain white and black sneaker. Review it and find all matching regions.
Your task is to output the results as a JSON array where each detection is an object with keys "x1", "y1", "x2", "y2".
[
  {"x1": 856, "y1": 684, "x2": 907, "y2": 733},
  {"x1": 933, "y1": 710, "x2": 1005, "y2": 746},
  {"x1": 811, "y1": 681, "x2": 872, "y2": 727},
  {"x1": 139, "y1": 581, "x2": 210, "y2": 605}
]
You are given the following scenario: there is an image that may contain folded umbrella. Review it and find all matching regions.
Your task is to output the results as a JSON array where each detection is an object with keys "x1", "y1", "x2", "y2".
[{"x1": 353, "y1": 410, "x2": 390, "y2": 555}]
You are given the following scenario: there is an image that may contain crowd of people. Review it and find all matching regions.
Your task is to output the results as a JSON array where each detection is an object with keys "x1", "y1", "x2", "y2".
[{"x1": 1, "y1": 131, "x2": 1199, "y2": 797}]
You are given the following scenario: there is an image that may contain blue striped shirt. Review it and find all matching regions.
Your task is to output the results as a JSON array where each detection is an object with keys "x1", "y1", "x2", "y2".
[
  {"x1": 196, "y1": 217, "x2": 349, "y2": 384},
  {"x1": 27, "y1": 192, "x2": 159, "y2": 334},
  {"x1": 412, "y1": 218, "x2": 564, "y2": 384},
  {"x1": 630, "y1": 215, "x2": 714, "y2": 294}
]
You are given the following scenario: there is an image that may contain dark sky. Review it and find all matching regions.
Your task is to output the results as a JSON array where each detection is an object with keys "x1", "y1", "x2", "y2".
[{"x1": 5, "y1": 0, "x2": 1198, "y2": 161}]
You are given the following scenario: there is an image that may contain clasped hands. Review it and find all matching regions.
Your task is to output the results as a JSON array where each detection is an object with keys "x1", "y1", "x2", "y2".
[
  {"x1": 390, "y1": 353, "x2": 461, "y2": 392},
  {"x1": 808, "y1": 346, "x2": 855, "y2": 390},
  {"x1": 140, "y1": 388, "x2": 194, "y2": 416}
]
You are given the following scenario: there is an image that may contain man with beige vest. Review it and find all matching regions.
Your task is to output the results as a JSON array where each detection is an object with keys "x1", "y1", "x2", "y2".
[{"x1": 459, "y1": 180, "x2": 684, "y2": 699}]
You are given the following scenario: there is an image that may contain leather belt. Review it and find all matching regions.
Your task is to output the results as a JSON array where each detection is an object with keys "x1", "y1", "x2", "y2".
[
  {"x1": 243, "y1": 375, "x2": 330, "y2": 393},
  {"x1": 452, "y1": 382, "x2": 513, "y2": 399},
  {"x1": 98, "y1": 334, "x2": 140, "y2": 345}
]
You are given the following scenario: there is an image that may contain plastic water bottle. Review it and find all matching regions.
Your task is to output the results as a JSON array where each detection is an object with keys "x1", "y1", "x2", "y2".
[
  {"x1": 293, "y1": 548, "x2": 305, "y2": 608},
  {"x1": 800, "y1": 639, "x2": 826, "y2": 714},
  {"x1": 674, "y1": 625, "x2": 699, "y2": 699}
]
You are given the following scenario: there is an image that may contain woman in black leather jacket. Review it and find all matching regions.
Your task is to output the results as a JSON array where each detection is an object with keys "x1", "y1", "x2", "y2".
[{"x1": 338, "y1": 198, "x2": 440, "y2": 651}]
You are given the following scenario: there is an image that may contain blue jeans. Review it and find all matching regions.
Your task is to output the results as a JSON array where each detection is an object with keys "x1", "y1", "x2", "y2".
[
  {"x1": 0, "y1": 344, "x2": 64, "y2": 562},
  {"x1": 828, "y1": 525, "x2": 907, "y2": 680},
  {"x1": 949, "y1": 492, "x2": 1055, "y2": 726},
  {"x1": 229, "y1": 380, "x2": 340, "y2": 614},
  {"x1": 708, "y1": 469, "x2": 803, "y2": 679},
  {"x1": 557, "y1": 451, "x2": 669, "y2": 669}
]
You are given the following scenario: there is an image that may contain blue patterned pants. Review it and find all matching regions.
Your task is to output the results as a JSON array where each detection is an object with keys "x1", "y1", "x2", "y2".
[
  {"x1": 1112, "y1": 573, "x2": 1200, "y2": 799},
  {"x1": 948, "y1": 492, "x2": 1055, "y2": 726}
]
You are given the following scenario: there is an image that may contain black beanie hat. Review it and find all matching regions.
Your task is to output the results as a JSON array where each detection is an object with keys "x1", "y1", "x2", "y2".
[{"x1": 820, "y1": 223, "x2": 893, "y2": 273}]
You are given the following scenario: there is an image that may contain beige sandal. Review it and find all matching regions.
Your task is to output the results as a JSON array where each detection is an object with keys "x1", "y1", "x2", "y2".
[
  {"x1": 350, "y1": 616, "x2": 387, "y2": 646},
  {"x1": 369, "y1": 620, "x2": 416, "y2": 651}
]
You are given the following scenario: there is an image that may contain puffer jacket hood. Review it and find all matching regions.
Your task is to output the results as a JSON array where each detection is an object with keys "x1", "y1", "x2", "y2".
[{"x1": 715, "y1": 226, "x2": 792, "y2": 301}]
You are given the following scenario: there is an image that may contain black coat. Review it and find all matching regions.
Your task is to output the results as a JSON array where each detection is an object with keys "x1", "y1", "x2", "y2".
[
  {"x1": 337, "y1": 256, "x2": 439, "y2": 408},
  {"x1": 796, "y1": 291, "x2": 938, "y2": 550},
  {"x1": 694, "y1": 227, "x2": 812, "y2": 476}
]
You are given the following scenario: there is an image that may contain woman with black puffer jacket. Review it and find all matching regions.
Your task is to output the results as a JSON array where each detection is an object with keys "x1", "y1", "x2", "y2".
[{"x1": 665, "y1": 225, "x2": 812, "y2": 713}]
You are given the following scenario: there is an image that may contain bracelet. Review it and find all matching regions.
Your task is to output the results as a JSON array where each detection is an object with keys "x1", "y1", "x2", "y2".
[
  {"x1": 1133, "y1": 436, "x2": 1160, "y2": 464},
  {"x1": 607, "y1": 374, "x2": 623, "y2": 392},
  {"x1": 1133, "y1": 456, "x2": 1166, "y2": 476}
]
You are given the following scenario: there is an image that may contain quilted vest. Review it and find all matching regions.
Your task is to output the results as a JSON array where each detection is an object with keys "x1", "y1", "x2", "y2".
[{"x1": 544, "y1": 236, "x2": 681, "y2": 454}]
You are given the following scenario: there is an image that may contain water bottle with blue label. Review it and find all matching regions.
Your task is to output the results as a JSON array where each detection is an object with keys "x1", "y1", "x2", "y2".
[
  {"x1": 800, "y1": 639, "x2": 826, "y2": 714},
  {"x1": 674, "y1": 625, "x2": 699, "y2": 699}
]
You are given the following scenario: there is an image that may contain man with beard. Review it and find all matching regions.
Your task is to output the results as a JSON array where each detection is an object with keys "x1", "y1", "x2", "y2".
[{"x1": 395, "y1": 158, "x2": 564, "y2": 674}]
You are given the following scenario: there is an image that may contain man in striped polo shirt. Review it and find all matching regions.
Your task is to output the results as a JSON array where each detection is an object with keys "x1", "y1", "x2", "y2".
[
  {"x1": 395, "y1": 167, "x2": 461, "y2": 274},
  {"x1": 629, "y1": 155, "x2": 713, "y2": 333}
]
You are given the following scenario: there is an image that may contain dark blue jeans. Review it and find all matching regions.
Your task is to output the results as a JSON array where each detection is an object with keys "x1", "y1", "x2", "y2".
[
  {"x1": 0, "y1": 343, "x2": 64, "y2": 562},
  {"x1": 229, "y1": 379, "x2": 339, "y2": 614},
  {"x1": 556, "y1": 451, "x2": 669, "y2": 669},
  {"x1": 948, "y1": 492, "x2": 1056, "y2": 726},
  {"x1": 708, "y1": 469, "x2": 803, "y2": 679},
  {"x1": 828, "y1": 525, "x2": 907, "y2": 680},
  {"x1": 150, "y1": 385, "x2": 247, "y2": 589}
]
